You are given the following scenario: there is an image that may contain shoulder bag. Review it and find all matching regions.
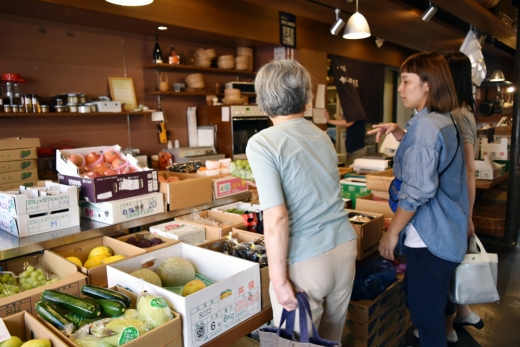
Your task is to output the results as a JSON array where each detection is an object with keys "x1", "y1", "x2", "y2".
[
  {"x1": 388, "y1": 114, "x2": 460, "y2": 212},
  {"x1": 450, "y1": 235, "x2": 500, "y2": 304},
  {"x1": 259, "y1": 291, "x2": 340, "y2": 347}
]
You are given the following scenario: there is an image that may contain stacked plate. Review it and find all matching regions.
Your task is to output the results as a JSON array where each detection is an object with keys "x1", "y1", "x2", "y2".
[
  {"x1": 185, "y1": 73, "x2": 205, "y2": 89},
  {"x1": 236, "y1": 47, "x2": 254, "y2": 71},
  {"x1": 223, "y1": 88, "x2": 243, "y2": 105}
]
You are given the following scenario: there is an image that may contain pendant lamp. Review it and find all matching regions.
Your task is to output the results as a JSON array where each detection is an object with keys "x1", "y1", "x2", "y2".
[
  {"x1": 343, "y1": 0, "x2": 370, "y2": 39},
  {"x1": 106, "y1": 0, "x2": 153, "y2": 6},
  {"x1": 489, "y1": 70, "x2": 505, "y2": 82}
]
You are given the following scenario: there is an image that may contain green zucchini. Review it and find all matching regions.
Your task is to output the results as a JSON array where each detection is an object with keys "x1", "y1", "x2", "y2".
[
  {"x1": 93, "y1": 299, "x2": 126, "y2": 317},
  {"x1": 35, "y1": 301, "x2": 77, "y2": 335},
  {"x1": 65, "y1": 312, "x2": 104, "y2": 327},
  {"x1": 41, "y1": 290, "x2": 101, "y2": 318},
  {"x1": 81, "y1": 284, "x2": 132, "y2": 308}
]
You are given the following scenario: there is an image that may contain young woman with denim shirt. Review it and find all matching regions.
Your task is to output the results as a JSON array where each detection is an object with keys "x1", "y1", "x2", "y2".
[{"x1": 368, "y1": 51, "x2": 469, "y2": 347}]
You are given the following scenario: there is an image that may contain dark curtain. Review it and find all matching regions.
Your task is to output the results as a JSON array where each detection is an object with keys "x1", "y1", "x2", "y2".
[{"x1": 330, "y1": 55, "x2": 385, "y2": 124}]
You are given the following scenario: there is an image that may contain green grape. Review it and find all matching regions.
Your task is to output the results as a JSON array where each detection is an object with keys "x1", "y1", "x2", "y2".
[
  {"x1": 25, "y1": 278, "x2": 34, "y2": 285},
  {"x1": 31, "y1": 282, "x2": 40, "y2": 289},
  {"x1": 45, "y1": 281, "x2": 51, "y2": 285},
  {"x1": 0, "y1": 294, "x2": 6, "y2": 298},
  {"x1": 26, "y1": 266, "x2": 34, "y2": 272},
  {"x1": 19, "y1": 278, "x2": 25, "y2": 285},
  {"x1": 37, "y1": 275, "x2": 46, "y2": 281},
  {"x1": 18, "y1": 271, "x2": 29, "y2": 279},
  {"x1": 39, "y1": 280, "x2": 47, "y2": 286},
  {"x1": 50, "y1": 279, "x2": 59, "y2": 283},
  {"x1": 23, "y1": 283, "x2": 32, "y2": 290},
  {"x1": 30, "y1": 272, "x2": 39, "y2": 279},
  {"x1": 12, "y1": 287, "x2": 20, "y2": 294},
  {"x1": 36, "y1": 268, "x2": 43, "y2": 274}
]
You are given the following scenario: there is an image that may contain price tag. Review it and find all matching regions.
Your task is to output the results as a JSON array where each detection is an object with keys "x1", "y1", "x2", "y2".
[{"x1": 0, "y1": 318, "x2": 12, "y2": 343}]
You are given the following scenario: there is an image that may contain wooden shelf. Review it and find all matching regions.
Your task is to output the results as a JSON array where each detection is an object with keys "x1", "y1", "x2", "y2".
[
  {"x1": 144, "y1": 63, "x2": 256, "y2": 76},
  {"x1": 147, "y1": 91, "x2": 211, "y2": 97},
  {"x1": 0, "y1": 111, "x2": 151, "y2": 117},
  {"x1": 476, "y1": 172, "x2": 509, "y2": 190}
]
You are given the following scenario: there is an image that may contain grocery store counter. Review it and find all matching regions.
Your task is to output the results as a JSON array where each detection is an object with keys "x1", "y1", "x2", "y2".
[{"x1": 0, "y1": 191, "x2": 252, "y2": 261}]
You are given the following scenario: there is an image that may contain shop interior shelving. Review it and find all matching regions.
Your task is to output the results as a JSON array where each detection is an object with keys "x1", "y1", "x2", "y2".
[
  {"x1": 143, "y1": 63, "x2": 256, "y2": 76},
  {"x1": 0, "y1": 111, "x2": 152, "y2": 117}
]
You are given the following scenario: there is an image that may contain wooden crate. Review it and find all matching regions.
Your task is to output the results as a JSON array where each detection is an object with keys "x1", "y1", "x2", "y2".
[
  {"x1": 365, "y1": 169, "x2": 394, "y2": 191},
  {"x1": 473, "y1": 201, "x2": 505, "y2": 239}
]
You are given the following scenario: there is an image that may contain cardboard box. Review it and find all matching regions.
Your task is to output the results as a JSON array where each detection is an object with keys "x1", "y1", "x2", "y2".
[
  {"x1": 197, "y1": 229, "x2": 270, "y2": 309},
  {"x1": 50, "y1": 236, "x2": 146, "y2": 287},
  {"x1": 340, "y1": 178, "x2": 371, "y2": 209},
  {"x1": 475, "y1": 156, "x2": 506, "y2": 180},
  {"x1": 481, "y1": 137, "x2": 509, "y2": 160},
  {"x1": 0, "y1": 181, "x2": 79, "y2": 217},
  {"x1": 149, "y1": 221, "x2": 206, "y2": 245},
  {"x1": 107, "y1": 243, "x2": 261, "y2": 347},
  {"x1": 3, "y1": 311, "x2": 69, "y2": 347},
  {"x1": 0, "y1": 169, "x2": 38, "y2": 185},
  {"x1": 494, "y1": 125, "x2": 512, "y2": 136},
  {"x1": 159, "y1": 171, "x2": 214, "y2": 211},
  {"x1": 344, "y1": 300, "x2": 406, "y2": 338},
  {"x1": 79, "y1": 192, "x2": 164, "y2": 224},
  {"x1": 346, "y1": 209, "x2": 384, "y2": 261},
  {"x1": 211, "y1": 201, "x2": 262, "y2": 214},
  {"x1": 38, "y1": 286, "x2": 182, "y2": 347},
  {"x1": 116, "y1": 231, "x2": 179, "y2": 253},
  {"x1": 56, "y1": 145, "x2": 159, "y2": 203},
  {"x1": 212, "y1": 176, "x2": 249, "y2": 200},
  {"x1": 176, "y1": 210, "x2": 245, "y2": 240},
  {"x1": 0, "y1": 159, "x2": 37, "y2": 174},
  {"x1": 342, "y1": 313, "x2": 407, "y2": 347},
  {"x1": 0, "y1": 180, "x2": 38, "y2": 191},
  {"x1": 0, "y1": 148, "x2": 38, "y2": 162},
  {"x1": 0, "y1": 251, "x2": 87, "y2": 318},
  {"x1": 0, "y1": 137, "x2": 41, "y2": 150},
  {"x1": 347, "y1": 274, "x2": 404, "y2": 322},
  {"x1": 355, "y1": 194, "x2": 394, "y2": 219},
  {"x1": 0, "y1": 206, "x2": 81, "y2": 238}
]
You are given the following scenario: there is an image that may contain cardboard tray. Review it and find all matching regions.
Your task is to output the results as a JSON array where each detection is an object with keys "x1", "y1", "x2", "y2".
[
  {"x1": 159, "y1": 171, "x2": 214, "y2": 211},
  {"x1": 116, "y1": 231, "x2": 179, "y2": 253}
]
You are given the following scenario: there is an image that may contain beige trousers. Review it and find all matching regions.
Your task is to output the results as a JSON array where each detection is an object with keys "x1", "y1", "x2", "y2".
[{"x1": 269, "y1": 239, "x2": 357, "y2": 342}]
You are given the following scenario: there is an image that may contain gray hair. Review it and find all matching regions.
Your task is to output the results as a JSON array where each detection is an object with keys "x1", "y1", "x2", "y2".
[{"x1": 254, "y1": 60, "x2": 312, "y2": 117}]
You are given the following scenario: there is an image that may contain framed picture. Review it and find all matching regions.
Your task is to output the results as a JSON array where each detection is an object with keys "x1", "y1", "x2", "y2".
[{"x1": 108, "y1": 77, "x2": 137, "y2": 111}]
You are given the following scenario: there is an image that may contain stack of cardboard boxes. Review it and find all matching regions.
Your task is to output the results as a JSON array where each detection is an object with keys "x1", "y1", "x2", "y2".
[{"x1": 0, "y1": 138, "x2": 40, "y2": 190}]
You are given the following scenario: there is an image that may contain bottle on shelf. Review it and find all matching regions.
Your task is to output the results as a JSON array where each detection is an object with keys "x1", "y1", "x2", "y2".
[
  {"x1": 169, "y1": 46, "x2": 180, "y2": 65},
  {"x1": 153, "y1": 35, "x2": 163, "y2": 64}
]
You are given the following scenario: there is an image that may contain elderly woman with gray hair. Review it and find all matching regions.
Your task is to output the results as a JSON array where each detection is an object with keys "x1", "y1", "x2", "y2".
[{"x1": 246, "y1": 60, "x2": 357, "y2": 341}]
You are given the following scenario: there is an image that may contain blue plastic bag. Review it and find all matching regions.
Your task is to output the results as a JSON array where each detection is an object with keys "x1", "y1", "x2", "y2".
[{"x1": 351, "y1": 258, "x2": 397, "y2": 301}]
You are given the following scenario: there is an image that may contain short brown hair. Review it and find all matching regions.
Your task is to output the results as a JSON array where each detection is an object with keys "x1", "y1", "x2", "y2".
[{"x1": 401, "y1": 52, "x2": 458, "y2": 113}]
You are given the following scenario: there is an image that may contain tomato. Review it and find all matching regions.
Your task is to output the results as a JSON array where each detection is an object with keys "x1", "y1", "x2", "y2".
[{"x1": 103, "y1": 150, "x2": 121, "y2": 163}]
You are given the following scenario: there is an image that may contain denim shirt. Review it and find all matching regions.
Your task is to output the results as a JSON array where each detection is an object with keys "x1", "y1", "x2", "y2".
[{"x1": 394, "y1": 108, "x2": 469, "y2": 262}]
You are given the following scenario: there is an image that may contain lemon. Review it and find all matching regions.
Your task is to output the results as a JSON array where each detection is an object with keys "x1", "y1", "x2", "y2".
[
  {"x1": 84, "y1": 255, "x2": 108, "y2": 269},
  {"x1": 66, "y1": 256, "x2": 83, "y2": 267},
  {"x1": 88, "y1": 246, "x2": 113, "y2": 259},
  {"x1": 101, "y1": 255, "x2": 126, "y2": 265}
]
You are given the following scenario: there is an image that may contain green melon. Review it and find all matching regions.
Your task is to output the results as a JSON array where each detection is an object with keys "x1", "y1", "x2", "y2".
[
  {"x1": 130, "y1": 268, "x2": 162, "y2": 287},
  {"x1": 157, "y1": 257, "x2": 195, "y2": 287}
]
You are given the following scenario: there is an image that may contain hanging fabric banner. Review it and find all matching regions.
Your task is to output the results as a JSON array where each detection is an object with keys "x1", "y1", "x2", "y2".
[{"x1": 279, "y1": 12, "x2": 296, "y2": 48}]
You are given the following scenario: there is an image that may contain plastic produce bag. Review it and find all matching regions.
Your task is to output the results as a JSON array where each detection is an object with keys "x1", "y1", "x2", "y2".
[
  {"x1": 136, "y1": 291, "x2": 173, "y2": 330},
  {"x1": 351, "y1": 258, "x2": 397, "y2": 301}
]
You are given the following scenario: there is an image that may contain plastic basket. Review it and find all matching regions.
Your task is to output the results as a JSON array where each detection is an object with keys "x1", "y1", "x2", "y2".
[
  {"x1": 472, "y1": 201, "x2": 505, "y2": 238},
  {"x1": 365, "y1": 169, "x2": 394, "y2": 191}
]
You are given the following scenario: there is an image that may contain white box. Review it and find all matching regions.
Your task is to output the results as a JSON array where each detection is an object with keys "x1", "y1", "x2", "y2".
[
  {"x1": 150, "y1": 221, "x2": 206, "y2": 245},
  {"x1": 475, "y1": 156, "x2": 506, "y2": 180},
  {"x1": 79, "y1": 192, "x2": 164, "y2": 224},
  {"x1": 0, "y1": 181, "x2": 79, "y2": 217},
  {"x1": 107, "y1": 243, "x2": 261, "y2": 347},
  {"x1": 211, "y1": 201, "x2": 261, "y2": 214},
  {"x1": 481, "y1": 137, "x2": 509, "y2": 160},
  {"x1": 92, "y1": 101, "x2": 121, "y2": 112},
  {"x1": 0, "y1": 206, "x2": 80, "y2": 237}
]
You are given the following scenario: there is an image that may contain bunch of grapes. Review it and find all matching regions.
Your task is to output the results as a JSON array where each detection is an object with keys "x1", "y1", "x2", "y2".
[
  {"x1": 18, "y1": 266, "x2": 58, "y2": 291},
  {"x1": 0, "y1": 273, "x2": 22, "y2": 298},
  {"x1": 229, "y1": 160, "x2": 255, "y2": 182}
]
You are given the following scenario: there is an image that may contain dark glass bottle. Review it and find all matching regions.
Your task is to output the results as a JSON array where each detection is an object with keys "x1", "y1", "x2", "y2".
[{"x1": 153, "y1": 35, "x2": 163, "y2": 64}]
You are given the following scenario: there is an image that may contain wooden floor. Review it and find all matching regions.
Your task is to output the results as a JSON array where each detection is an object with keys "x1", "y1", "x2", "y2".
[{"x1": 402, "y1": 234, "x2": 520, "y2": 347}]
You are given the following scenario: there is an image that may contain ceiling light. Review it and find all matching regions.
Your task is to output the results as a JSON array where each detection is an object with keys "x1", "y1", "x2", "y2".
[
  {"x1": 422, "y1": 2, "x2": 438, "y2": 22},
  {"x1": 330, "y1": 9, "x2": 346, "y2": 35},
  {"x1": 343, "y1": 0, "x2": 370, "y2": 39},
  {"x1": 489, "y1": 70, "x2": 505, "y2": 82},
  {"x1": 158, "y1": 26, "x2": 168, "y2": 30},
  {"x1": 105, "y1": 0, "x2": 153, "y2": 6}
]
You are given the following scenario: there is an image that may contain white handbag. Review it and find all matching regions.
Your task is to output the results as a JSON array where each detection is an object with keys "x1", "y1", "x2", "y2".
[{"x1": 450, "y1": 235, "x2": 500, "y2": 305}]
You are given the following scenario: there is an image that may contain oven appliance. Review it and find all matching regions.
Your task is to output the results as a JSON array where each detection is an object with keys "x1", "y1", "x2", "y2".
[{"x1": 196, "y1": 105, "x2": 271, "y2": 160}]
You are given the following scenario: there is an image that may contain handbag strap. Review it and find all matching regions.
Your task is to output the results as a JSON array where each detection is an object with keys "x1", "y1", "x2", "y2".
[
  {"x1": 438, "y1": 114, "x2": 460, "y2": 176},
  {"x1": 278, "y1": 305, "x2": 296, "y2": 337},
  {"x1": 295, "y1": 291, "x2": 321, "y2": 342},
  {"x1": 472, "y1": 235, "x2": 488, "y2": 255}
]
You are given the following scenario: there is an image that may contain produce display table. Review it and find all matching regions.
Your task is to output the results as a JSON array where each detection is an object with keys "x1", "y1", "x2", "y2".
[{"x1": 475, "y1": 172, "x2": 509, "y2": 189}]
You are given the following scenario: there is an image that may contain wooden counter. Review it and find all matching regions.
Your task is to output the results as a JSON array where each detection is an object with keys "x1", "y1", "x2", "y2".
[{"x1": 475, "y1": 173, "x2": 509, "y2": 190}]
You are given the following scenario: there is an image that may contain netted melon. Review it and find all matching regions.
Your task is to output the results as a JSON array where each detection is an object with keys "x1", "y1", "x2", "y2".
[
  {"x1": 156, "y1": 257, "x2": 195, "y2": 287},
  {"x1": 130, "y1": 268, "x2": 162, "y2": 287}
]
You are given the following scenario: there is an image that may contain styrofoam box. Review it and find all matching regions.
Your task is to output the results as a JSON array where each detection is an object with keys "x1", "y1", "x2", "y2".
[
  {"x1": 79, "y1": 192, "x2": 164, "y2": 224},
  {"x1": 475, "y1": 156, "x2": 506, "y2": 180},
  {"x1": 107, "y1": 243, "x2": 261, "y2": 347},
  {"x1": 211, "y1": 201, "x2": 262, "y2": 214},
  {"x1": 149, "y1": 221, "x2": 206, "y2": 245},
  {"x1": 56, "y1": 145, "x2": 159, "y2": 203},
  {"x1": 0, "y1": 206, "x2": 80, "y2": 238},
  {"x1": 481, "y1": 137, "x2": 509, "y2": 160},
  {"x1": 0, "y1": 181, "x2": 79, "y2": 217}
]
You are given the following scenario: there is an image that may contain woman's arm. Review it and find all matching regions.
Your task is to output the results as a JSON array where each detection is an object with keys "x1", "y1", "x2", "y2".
[
  {"x1": 379, "y1": 208, "x2": 415, "y2": 260},
  {"x1": 324, "y1": 110, "x2": 354, "y2": 127},
  {"x1": 367, "y1": 123, "x2": 405, "y2": 143},
  {"x1": 464, "y1": 142, "x2": 476, "y2": 237},
  {"x1": 263, "y1": 204, "x2": 298, "y2": 311}
]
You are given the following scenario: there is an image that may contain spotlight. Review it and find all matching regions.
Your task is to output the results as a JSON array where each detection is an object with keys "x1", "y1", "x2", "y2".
[
  {"x1": 158, "y1": 26, "x2": 168, "y2": 30},
  {"x1": 422, "y1": 2, "x2": 438, "y2": 22},
  {"x1": 330, "y1": 9, "x2": 346, "y2": 35}
]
